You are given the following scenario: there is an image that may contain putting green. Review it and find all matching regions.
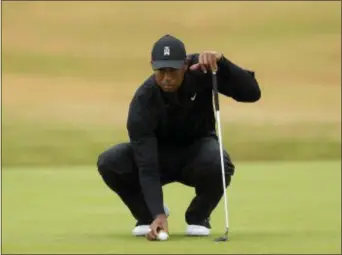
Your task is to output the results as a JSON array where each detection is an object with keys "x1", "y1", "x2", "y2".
[{"x1": 2, "y1": 161, "x2": 341, "y2": 254}]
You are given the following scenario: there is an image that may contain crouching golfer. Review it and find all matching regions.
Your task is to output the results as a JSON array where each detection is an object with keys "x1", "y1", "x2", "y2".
[{"x1": 97, "y1": 34, "x2": 261, "y2": 241}]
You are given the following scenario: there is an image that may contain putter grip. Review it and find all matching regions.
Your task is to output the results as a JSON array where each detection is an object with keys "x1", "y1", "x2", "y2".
[{"x1": 212, "y1": 72, "x2": 219, "y2": 111}]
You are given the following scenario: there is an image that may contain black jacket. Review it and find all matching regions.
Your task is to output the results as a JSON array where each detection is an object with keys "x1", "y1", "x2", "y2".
[{"x1": 127, "y1": 53, "x2": 261, "y2": 218}]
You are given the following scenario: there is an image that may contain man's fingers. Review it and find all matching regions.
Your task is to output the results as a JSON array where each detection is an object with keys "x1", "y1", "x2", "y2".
[
  {"x1": 146, "y1": 233, "x2": 154, "y2": 241},
  {"x1": 191, "y1": 53, "x2": 218, "y2": 73},
  {"x1": 146, "y1": 228, "x2": 157, "y2": 241},
  {"x1": 189, "y1": 62, "x2": 207, "y2": 73},
  {"x1": 199, "y1": 53, "x2": 207, "y2": 73},
  {"x1": 202, "y1": 54, "x2": 209, "y2": 73},
  {"x1": 208, "y1": 54, "x2": 215, "y2": 72},
  {"x1": 212, "y1": 53, "x2": 218, "y2": 72},
  {"x1": 189, "y1": 63, "x2": 200, "y2": 70},
  {"x1": 163, "y1": 224, "x2": 169, "y2": 233},
  {"x1": 152, "y1": 226, "x2": 159, "y2": 238},
  {"x1": 146, "y1": 230, "x2": 153, "y2": 240}
]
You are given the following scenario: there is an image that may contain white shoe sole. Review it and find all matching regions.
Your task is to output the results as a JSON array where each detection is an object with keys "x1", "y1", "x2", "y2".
[
  {"x1": 186, "y1": 225, "x2": 211, "y2": 236},
  {"x1": 132, "y1": 225, "x2": 150, "y2": 236}
]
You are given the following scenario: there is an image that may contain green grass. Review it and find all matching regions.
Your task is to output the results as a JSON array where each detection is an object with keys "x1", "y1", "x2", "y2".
[{"x1": 2, "y1": 161, "x2": 341, "y2": 254}]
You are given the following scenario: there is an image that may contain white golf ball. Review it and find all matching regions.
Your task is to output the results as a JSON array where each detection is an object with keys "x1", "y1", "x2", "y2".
[{"x1": 157, "y1": 230, "x2": 169, "y2": 241}]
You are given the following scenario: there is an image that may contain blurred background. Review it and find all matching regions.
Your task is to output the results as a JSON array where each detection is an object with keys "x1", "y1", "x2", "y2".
[{"x1": 2, "y1": 1, "x2": 341, "y2": 166}]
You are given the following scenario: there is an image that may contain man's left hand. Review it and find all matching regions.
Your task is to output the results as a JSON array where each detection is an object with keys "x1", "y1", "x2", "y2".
[{"x1": 190, "y1": 51, "x2": 222, "y2": 73}]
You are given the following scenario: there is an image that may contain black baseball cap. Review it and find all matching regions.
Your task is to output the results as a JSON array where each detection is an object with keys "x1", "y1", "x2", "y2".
[{"x1": 151, "y1": 34, "x2": 187, "y2": 70}]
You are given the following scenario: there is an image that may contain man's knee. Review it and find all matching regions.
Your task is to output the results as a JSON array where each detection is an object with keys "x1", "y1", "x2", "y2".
[
  {"x1": 97, "y1": 142, "x2": 133, "y2": 175},
  {"x1": 97, "y1": 142, "x2": 139, "y2": 194},
  {"x1": 197, "y1": 149, "x2": 234, "y2": 187}
]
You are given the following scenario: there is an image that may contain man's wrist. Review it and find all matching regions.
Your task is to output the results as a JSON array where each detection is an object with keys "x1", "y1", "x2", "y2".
[{"x1": 154, "y1": 213, "x2": 167, "y2": 219}]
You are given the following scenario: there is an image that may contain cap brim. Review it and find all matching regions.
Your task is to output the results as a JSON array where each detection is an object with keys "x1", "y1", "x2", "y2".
[{"x1": 152, "y1": 60, "x2": 185, "y2": 70}]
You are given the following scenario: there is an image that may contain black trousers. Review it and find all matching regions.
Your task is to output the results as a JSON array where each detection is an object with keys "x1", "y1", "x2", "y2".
[{"x1": 96, "y1": 136, "x2": 235, "y2": 225}]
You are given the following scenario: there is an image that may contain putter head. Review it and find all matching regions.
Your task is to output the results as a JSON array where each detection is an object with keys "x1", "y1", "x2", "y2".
[
  {"x1": 214, "y1": 236, "x2": 227, "y2": 242},
  {"x1": 214, "y1": 229, "x2": 229, "y2": 242}
]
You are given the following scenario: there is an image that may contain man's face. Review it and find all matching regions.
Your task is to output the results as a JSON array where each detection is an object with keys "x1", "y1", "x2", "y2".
[{"x1": 153, "y1": 64, "x2": 187, "y2": 92}]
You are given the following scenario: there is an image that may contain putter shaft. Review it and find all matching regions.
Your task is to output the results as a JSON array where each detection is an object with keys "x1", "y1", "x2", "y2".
[{"x1": 212, "y1": 71, "x2": 230, "y2": 242}]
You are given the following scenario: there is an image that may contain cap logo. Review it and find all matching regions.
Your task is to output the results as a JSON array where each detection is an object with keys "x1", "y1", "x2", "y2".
[{"x1": 164, "y1": 46, "x2": 170, "y2": 56}]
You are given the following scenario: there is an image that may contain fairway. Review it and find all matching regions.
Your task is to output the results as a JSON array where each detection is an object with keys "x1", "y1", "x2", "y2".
[
  {"x1": 2, "y1": 1, "x2": 341, "y2": 166},
  {"x1": 2, "y1": 161, "x2": 341, "y2": 254}
]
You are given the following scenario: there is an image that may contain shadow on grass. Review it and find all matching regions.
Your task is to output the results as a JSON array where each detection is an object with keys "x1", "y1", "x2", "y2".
[
  {"x1": 225, "y1": 229, "x2": 339, "y2": 243},
  {"x1": 85, "y1": 232, "x2": 214, "y2": 242},
  {"x1": 83, "y1": 229, "x2": 338, "y2": 243},
  {"x1": 85, "y1": 230, "x2": 298, "y2": 242}
]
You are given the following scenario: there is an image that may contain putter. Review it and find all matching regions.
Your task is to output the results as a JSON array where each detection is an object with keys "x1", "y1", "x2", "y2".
[{"x1": 212, "y1": 71, "x2": 230, "y2": 242}]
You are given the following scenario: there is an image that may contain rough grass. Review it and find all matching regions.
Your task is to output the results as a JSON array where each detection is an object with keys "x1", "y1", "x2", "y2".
[
  {"x1": 2, "y1": 1, "x2": 341, "y2": 166},
  {"x1": 2, "y1": 120, "x2": 341, "y2": 167},
  {"x1": 2, "y1": 161, "x2": 341, "y2": 254}
]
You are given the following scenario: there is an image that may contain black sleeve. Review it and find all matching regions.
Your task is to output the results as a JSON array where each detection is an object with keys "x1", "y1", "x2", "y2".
[
  {"x1": 186, "y1": 53, "x2": 200, "y2": 66},
  {"x1": 126, "y1": 91, "x2": 164, "y2": 218},
  {"x1": 217, "y1": 55, "x2": 261, "y2": 102}
]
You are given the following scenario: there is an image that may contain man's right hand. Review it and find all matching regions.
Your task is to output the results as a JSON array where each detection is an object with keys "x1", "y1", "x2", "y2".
[
  {"x1": 146, "y1": 214, "x2": 169, "y2": 241},
  {"x1": 189, "y1": 51, "x2": 222, "y2": 73}
]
